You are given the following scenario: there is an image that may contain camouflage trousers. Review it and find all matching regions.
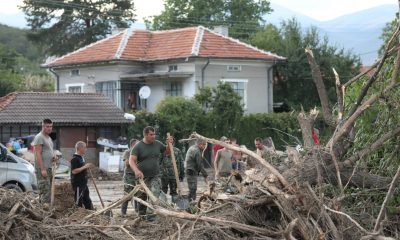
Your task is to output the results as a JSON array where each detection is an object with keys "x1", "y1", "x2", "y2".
[
  {"x1": 121, "y1": 171, "x2": 137, "y2": 215},
  {"x1": 135, "y1": 176, "x2": 161, "y2": 216},
  {"x1": 186, "y1": 169, "x2": 197, "y2": 202},
  {"x1": 34, "y1": 163, "x2": 53, "y2": 204},
  {"x1": 161, "y1": 176, "x2": 177, "y2": 196}
]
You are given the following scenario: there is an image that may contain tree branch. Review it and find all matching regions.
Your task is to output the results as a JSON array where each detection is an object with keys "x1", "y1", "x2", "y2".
[
  {"x1": 333, "y1": 68, "x2": 344, "y2": 120},
  {"x1": 345, "y1": 127, "x2": 400, "y2": 165},
  {"x1": 373, "y1": 166, "x2": 400, "y2": 232},
  {"x1": 324, "y1": 205, "x2": 372, "y2": 235},
  {"x1": 305, "y1": 48, "x2": 336, "y2": 127},
  {"x1": 332, "y1": 82, "x2": 400, "y2": 147},
  {"x1": 347, "y1": 25, "x2": 400, "y2": 118}
]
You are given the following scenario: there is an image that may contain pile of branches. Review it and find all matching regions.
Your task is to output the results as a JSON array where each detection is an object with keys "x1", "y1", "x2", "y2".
[{"x1": 0, "y1": 187, "x2": 138, "y2": 240}]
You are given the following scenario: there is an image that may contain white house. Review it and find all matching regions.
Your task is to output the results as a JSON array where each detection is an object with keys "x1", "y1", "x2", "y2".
[{"x1": 43, "y1": 26, "x2": 285, "y2": 113}]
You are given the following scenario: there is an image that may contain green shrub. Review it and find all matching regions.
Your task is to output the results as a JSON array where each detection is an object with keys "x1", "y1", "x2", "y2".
[
  {"x1": 126, "y1": 110, "x2": 158, "y2": 140},
  {"x1": 233, "y1": 112, "x2": 301, "y2": 150},
  {"x1": 155, "y1": 96, "x2": 205, "y2": 144}
]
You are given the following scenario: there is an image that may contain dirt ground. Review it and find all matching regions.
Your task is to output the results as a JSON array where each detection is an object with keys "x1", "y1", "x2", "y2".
[{"x1": 58, "y1": 169, "x2": 212, "y2": 215}]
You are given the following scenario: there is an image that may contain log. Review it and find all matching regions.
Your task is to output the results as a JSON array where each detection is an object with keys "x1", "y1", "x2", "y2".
[
  {"x1": 296, "y1": 109, "x2": 318, "y2": 149},
  {"x1": 154, "y1": 207, "x2": 281, "y2": 236},
  {"x1": 134, "y1": 194, "x2": 281, "y2": 237},
  {"x1": 5, "y1": 202, "x2": 21, "y2": 233},
  {"x1": 283, "y1": 159, "x2": 391, "y2": 189}
]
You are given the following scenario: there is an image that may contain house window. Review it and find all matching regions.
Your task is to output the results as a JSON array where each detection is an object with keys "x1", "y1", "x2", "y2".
[
  {"x1": 66, "y1": 83, "x2": 84, "y2": 93},
  {"x1": 227, "y1": 65, "x2": 241, "y2": 72},
  {"x1": 221, "y1": 79, "x2": 248, "y2": 108},
  {"x1": 168, "y1": 65, "x2": 178, "y2": 72},
  {"x1": 95, "y1": 81, "x2": 117, "y2": 103},
  {"x1": 70, "y1": 69, "x2": 80, "y2": 76},
  {"x1": 166, "y1": 82, "x2": 182, "y2": 96}
]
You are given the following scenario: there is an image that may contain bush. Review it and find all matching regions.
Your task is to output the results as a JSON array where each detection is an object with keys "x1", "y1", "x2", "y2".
[
  {"x1": 233, "y1": 112, "x2": 301, "y2": 150},
  {"x1": 155, "y1": 97, "x2": 205, "y2": 144},
  {"x1": 126, "y1": 110, "x2": 158, "y2": 140}
]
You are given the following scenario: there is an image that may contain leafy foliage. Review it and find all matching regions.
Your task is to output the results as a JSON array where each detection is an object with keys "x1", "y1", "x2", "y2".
[
  {"x1": 345, "y1": 64, "x2": 400, "y2": 177},
  {"x1": 0, "y1": 24, "x2": 54, "y2": 96},
  {"x1": 155, "y1": 96, "x2": 205, "y2": 143},
  {"x1": 146, "y1": 0, "x2": 271, "y2": 40},
  {"x1": 250, "y1": 19, "x2": 361, "y2": 110},
  {"x1": 0, "y1": 24, "x2": 43, "y2": 62},
  {"x1": 126, "y1": 110, "x2": 158, "y2": 140},
  {"x1": 194, "y1": 82, "x2": 244, "y2": 138},
  {"x1": 20, "y1": 0, "x2": 135, "y2": 56}
]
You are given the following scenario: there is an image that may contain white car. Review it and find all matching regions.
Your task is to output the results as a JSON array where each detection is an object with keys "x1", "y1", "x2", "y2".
[{"x1": 0, "y1": 144, "x2": 37, "y2": 192}]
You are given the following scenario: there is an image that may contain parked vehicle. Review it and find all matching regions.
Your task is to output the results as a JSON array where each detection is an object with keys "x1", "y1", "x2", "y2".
[{"x1": 0, "y1": 143, "x2": 37, "y2": 192}]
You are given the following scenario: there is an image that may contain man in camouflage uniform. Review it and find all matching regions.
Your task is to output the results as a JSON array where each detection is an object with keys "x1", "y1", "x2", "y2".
[
  {"x1": 129, "y1": 126, "x2": 170, "y2": 221},
  {"x1": 185, "y1": 139, "x2": 208, "y2": 202},
  {"x1": 161, "y1": 137, "x2": 184, "y2": 201},
  {"x1": 121, "y1": 138, "x2": 138, "y2": 216}
]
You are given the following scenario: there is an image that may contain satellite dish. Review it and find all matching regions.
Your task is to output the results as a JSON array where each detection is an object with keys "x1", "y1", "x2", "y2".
[{"x1": 139, "y1": 86, "x2": 151, "y2": 99}]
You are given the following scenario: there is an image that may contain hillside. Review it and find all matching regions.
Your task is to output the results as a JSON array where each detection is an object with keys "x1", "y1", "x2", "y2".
[
  {"x1": 267, "y1": 3, "x2": 398, "y2": 65},
  {"x1": 0, "y1": 23, "x2": 43, "y2": 62}
]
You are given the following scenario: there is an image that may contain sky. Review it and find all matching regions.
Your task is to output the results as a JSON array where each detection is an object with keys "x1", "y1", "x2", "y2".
[{"x1": 0, "y1": 0, "x2": 397, "y2": 22}]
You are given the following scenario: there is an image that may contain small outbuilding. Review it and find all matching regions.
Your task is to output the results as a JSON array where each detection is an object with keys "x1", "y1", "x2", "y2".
[{"x1": 0, "y1": 92, "x2": 131, "y2": 164}]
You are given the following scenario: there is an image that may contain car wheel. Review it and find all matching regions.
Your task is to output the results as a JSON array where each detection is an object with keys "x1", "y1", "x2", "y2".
[{"x1": 4, "y1": 183, "x2": 23, "y2": 192}]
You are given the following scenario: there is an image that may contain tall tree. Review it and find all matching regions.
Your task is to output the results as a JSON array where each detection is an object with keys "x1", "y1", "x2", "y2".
[
  {"x1": 194, "y1": 82, "x2": 243, "y2": 137},
  {"x1": 20, "y1": 0, "x2": 135, "y2": 56},
  {"x1": 146, "y1": 0, "x2": 271, "y2": 40},
  {"x1": 250, "y1": 19, "x2": 361, "y2": 110},
  {"x1": 0, "y1": 44, "x2": 24, "y2": 97}
]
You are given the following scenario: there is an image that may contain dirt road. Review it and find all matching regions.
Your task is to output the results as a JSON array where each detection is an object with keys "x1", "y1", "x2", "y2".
[{"x1": 87, "y1": 170, "x2": 212, "y2": 211}]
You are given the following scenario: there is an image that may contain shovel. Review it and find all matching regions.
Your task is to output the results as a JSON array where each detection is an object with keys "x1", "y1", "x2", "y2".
[
  {"x1": 89, "y1": 169, "x2": 113, "y2": 217},
  {"x1": 167, "y1": 133, "x2": 189, "y2": 210}
]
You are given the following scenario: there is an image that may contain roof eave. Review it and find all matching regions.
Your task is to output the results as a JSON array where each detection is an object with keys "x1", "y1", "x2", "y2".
[{"x1": 42, "y1": 59, "x2": 145, "y2": 69}]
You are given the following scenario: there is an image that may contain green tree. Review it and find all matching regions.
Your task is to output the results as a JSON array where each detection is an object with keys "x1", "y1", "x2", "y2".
[
  {"x1": 0, "y1": 43, "x2": 24, "y2": 97},
  {"x1": 344, "y1": 14, "x2": 400, "y2": 177},
  {"x1": 20, "y1": 0, "x2": 135, "y2": 56},
  {"x1": 146, "y1": 0, "x2": 271, "y2": 40},
  {"x1": 194, "y1": 82, "x2": 243, "y2": 137},
  {"x1": 250, "y1": 19, "x2": 361, "y2": 110},
  {"x1": 155, "y1": 96, "x2": 205, "y2": 143},
  {"x1": 0, "y1": 24, "x2": 44, "y2": 62}
]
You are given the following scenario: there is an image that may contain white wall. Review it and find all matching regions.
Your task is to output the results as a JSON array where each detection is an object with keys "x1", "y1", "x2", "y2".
[
  {"x1": 55, "y1": 63, "x2": 145, "y2": 93},
  {"x1": 194, "y1": 59, "x2": 274, "y2": 113}
]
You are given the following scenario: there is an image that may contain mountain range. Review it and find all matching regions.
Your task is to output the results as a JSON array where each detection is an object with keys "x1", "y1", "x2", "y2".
[
  {"x1": 0, "y1": 3, "x2": 397, "y2": 65},
  {"x1": 267, "y1": 3, "x2": 398, "y2": 65}
]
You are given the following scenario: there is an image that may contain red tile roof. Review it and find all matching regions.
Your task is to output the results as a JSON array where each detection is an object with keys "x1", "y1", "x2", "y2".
[
  {"x1": 360, "y1": 65, "x2": 376, "y2": 78},
  {"x1": 44, "y1": 26, "x2": 285, "y2": 67},
  {"x1": 0, "y1": 92, "x2": 129, "y2": 125}
]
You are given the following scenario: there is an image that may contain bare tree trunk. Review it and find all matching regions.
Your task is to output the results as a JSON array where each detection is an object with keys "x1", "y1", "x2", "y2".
[
  {"x1": 305, "y1": 48, "x2": 336, "y2": 127},
  {"x1": 296, "y1": 109, "x2": 318, "y2": 149}
]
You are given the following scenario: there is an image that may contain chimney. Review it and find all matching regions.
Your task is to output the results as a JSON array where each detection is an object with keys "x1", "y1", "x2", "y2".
[{"x1": 212, "y1": 26, "x2": 229, "y2": 37}]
